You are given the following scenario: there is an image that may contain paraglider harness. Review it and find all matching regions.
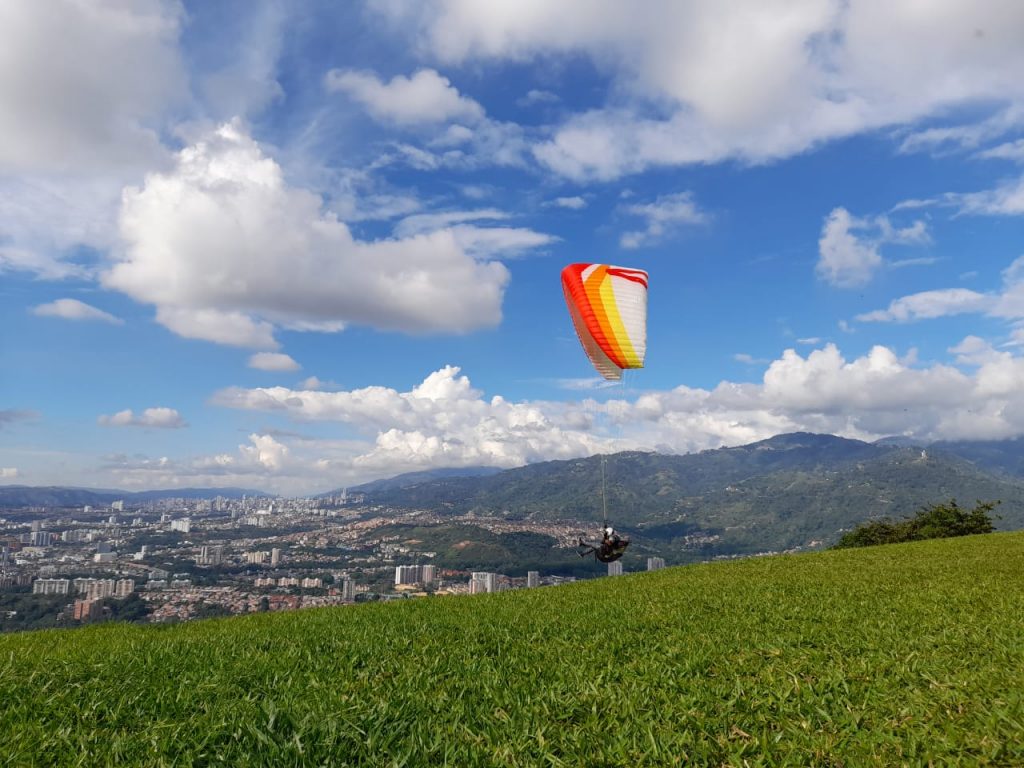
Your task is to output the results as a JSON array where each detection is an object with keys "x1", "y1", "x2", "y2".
[
  {"x1": 576, "y1": 456, "x2": 630, "y2": 562},
  {"x1": 577, "y1": 526, "x2": 630, "y2": 563}
]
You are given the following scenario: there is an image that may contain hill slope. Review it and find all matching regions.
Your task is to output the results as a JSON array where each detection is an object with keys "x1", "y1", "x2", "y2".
[{"x1": 2, "y1": 533, "x2": 1022, "y2": 765}]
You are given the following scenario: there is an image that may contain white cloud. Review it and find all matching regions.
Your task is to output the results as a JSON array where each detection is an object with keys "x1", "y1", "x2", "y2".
[
  {"x1": 0, "y1": 468, "x2": 18, "y2": 479},
  {"x1": 325, "y1": 68, "x2": 484, "y2": 125},
  {"x1": 954, "y1": 174, "x2": 1024, "y2": 216},
  {"x1": 816, "y1": 207, "x2": 929, "y2": 288},
  {"x1": 394, "y1": 209, "x2": 556, "y2": 258},
  {"x1": 213, "y1": 365, "x2": 608, "y2": 473},
  {"x1": 734, "y1": 353, "x2": 769, "y2": 365},
  {"x1": 98, "y1": 407, "x2": 186, "y2": 429},
  {"x1": 0, "y1": 2, "x2": 189, "y2": 281},
  {"x1": 394, "y1": 209, "x2": 508, "y2": 237},
  {"x1": 858, "y1": 255, "x2": 1024, "y2": 324},
  {"x1": 977, "y1": 139, "x2": 1024, "y2": 163},
  {"x1": 518, "y1": 89, "x2": 560, "y2": 107},
  {"x1": 249, "y1": 353, "x2": 301, "y2": 372},
  {"x1": 856, "y1": 289, "x2": 991, "y2": 323},
  {"x1": 620, "y1": 192, "x2": 707, "y2": 249},
  {"x1": 379, "y1": 1, "x2": 1024, "y2": 180},
  {"x1": 104, "y1": 122, "x2": 511, "y2": 347},
  {"x1": 0, "y1": 0, "x2": 185, "y2": 175},
  {"x1": 31, "y1": 299, "x2": 122, "y2": 324},
  {"x1": 796, "y1": 337, "x2": 822, "y2": 345},
  {"x1": 101, "y1": 433, "x2": 300, "y2": 492},
  {"x1": 204, "y1": 342, "x2": 1024, "y2": 489},
  {"x1": 549, "y1": 196, "x2": 587, "y2": 210},
  {"x1": 899, "y1": 106, "x2": 1024, "y2": 156}
]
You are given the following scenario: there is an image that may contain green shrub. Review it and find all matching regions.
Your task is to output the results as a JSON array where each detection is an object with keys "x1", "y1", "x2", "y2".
[{"x1": 834, "y1": 498, "x2": 999, "y2": 549}]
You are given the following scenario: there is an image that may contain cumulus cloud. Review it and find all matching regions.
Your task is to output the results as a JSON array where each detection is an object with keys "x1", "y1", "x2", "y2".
[
  {"x1": 816, "y1": 207, "x2": 929, "y2": 287},
  {"x1": 31, "y1": 299, "x2": 122, "y2": 324},
  {"x1": 204, "y1": 343, "x2": 1024, "y2": 491},
  {"x1": 98, "y1": 407, "x2": 186, "y2": 429},
  {"x1": 103, "y1": 122, "x2": 511, "y2": 347},
  {"x1": 0, "y1": 0, "x2": 185, "y2": 174},
  {"x1": 92, "y1": 340, "x2": 1024, "y2": 491},
  {"x1": 325, "y1": 68, "x2": 484, "y2": 125},
  {"x1": 377, "y1": 0, "x2": 1024, "y2": 180},
  {"x1": 249, "y1": 352, "x2": 301, "y2": 372},
  {"x1": 620, "y1": 192, "x2": 707, "y2": 249},
  {"x1": 101, "y1": 433, "x2": 297, "y2": 491},
  {"x1": 0, "y1": 2, "x2": 188, "y2": 280},
  {"x1": 213, "y1": 365, "x2": 608, "y2": 472}
]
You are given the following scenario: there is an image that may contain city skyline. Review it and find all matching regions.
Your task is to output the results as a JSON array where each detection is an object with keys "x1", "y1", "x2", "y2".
[{"x1": 4, "y1": 2, "x2": 1024, "y2": 495}]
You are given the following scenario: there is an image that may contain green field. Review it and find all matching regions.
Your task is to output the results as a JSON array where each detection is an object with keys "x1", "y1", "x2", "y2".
[{"x1": 2, "y1": 534, "x2": 1023, "y2": 766}]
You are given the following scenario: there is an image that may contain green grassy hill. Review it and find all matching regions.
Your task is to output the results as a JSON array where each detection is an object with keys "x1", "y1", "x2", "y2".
[{"x1": 3, "y1": 534, "x2": 1023, "y2": 766}]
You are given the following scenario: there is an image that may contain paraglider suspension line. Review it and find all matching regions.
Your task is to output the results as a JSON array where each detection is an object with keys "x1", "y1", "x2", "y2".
[{"x1": 601, "y1": 454, "x2": 608, "y2": 529}]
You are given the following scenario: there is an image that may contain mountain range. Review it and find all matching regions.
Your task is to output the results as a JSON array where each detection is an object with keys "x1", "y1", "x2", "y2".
[
  {"x1": 6, "y1": 432, "x2": 1024, "y2": 559},
  {"x1": 352, "y1": 433, "x2": 1024, "y2": 558},
  {"x1": 0, "y1": 486, "x2": 267, "y2": 508}
]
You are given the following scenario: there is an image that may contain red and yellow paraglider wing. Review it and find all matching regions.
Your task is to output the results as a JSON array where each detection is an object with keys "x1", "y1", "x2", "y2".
[{"x1": 561, "y1": 263, "x2": 648, "y2": 381}]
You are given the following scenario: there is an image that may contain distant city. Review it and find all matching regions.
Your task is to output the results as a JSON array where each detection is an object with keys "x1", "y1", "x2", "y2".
[{"x1": 0, "y1": 493, "x2": 668, "y2": 631}]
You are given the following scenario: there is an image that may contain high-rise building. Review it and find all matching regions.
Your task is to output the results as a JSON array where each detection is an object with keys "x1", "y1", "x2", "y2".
[
  {"x1": 29, "y1": 531, "x2": 53, "y2": 547},
  {"x1": 527, "y1": 571, "x2": 540, "y2": 588},
  {"x1": 115, "y1": 579, "x2": 135, "y2": 598},
  {"x1": 73, "y1": 599, "x2": 103, "y2": 621},
  {"x1": 341, "y1": 578, "x2": 355, "y2": 601},
  {"x1": 646, "y1": 557, "x2": 665, "y2": 572},
  {"x1": 111, "y1": 500, "x2": 124, "y2": 512},
  {"x1": 245, "y1": 551, "x2": 269, "y2": 565},
  {"x1": 170, "y1": 518, "x2": 191, "y2": 533},
  {"x1": 607, "y1": 561, "x2": 623, "y2": 577},
  {"x1": 301, "y1": 577, "x2": 322, "y2": 589},
  {"x1": 96, "y1": 541, "x2": 112, "y2": 554},
  {"x1": 470, "y1": 572, "x2": 498, "y2": 594},
  {"x1": 197, "y1": 545, "x2": 225, "y2": 566},
  {"x1": 270, "y1": 548, "x2": 281, "y2": 567},
  {"x1": 395, "y1": 564, "x2": 435, "y2": 586},
  {"x1": 32, "y1": 578, "x2": 70, "y2": 595}
]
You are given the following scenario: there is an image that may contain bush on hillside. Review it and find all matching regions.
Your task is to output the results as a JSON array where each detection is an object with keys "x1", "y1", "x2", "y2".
[{"x1": 834, "y1": 498, "x2": 999, "y2": 549}]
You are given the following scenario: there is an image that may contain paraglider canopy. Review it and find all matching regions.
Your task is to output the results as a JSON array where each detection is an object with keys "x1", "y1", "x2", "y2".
[{"x1": 561, "y1": 263, "x2": 648, "y2": 381}]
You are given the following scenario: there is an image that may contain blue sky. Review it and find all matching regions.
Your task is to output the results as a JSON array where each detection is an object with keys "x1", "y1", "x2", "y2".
[{"x1": 2, "y1": 0, "x2": 1024, "y2": 494}]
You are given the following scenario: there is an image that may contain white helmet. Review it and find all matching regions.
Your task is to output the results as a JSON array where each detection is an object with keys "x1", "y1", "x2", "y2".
[{"x1": 604, "y1": 526, "x2": 614, "y2": 537}]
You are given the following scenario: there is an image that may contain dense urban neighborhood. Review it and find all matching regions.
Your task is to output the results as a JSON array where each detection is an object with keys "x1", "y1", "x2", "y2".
[{"x1": 0, "y1": 492, "x2": 669, "y2": 631}]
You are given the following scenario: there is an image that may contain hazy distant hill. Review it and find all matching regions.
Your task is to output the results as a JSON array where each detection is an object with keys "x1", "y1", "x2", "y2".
[
  {"x1": 0, "y1": 486, "x2": 269, "y2": 508},
  {"x1": 328, "y1": 466, "x2": 503, "y2": 497},
  {"x1": 360, "y1": 433, "x2": 1024, "y2": 556},
  {"x1": 930, "y1": 437, "x2": 1024, "y2": 479}
]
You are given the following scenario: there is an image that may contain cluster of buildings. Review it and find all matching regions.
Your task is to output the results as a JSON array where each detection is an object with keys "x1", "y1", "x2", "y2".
[
  {"x1": 2, "y1": 493, "x2": 676, "y2": 629},
  {"x1": 32, "y1": 577, "x2": 135, "y2": 598},
  {"x1": 253, "y1": 576, "x2": 325, "y2": 589},
  {"x1": 394, "y1": 564, "x2": 437, "y2": 586}
]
